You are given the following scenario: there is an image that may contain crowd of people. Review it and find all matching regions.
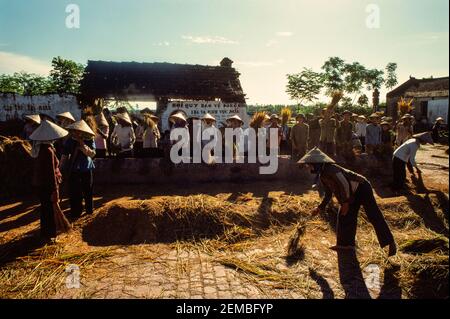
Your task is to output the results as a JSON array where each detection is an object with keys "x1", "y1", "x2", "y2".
[{"x1": 21, "y1": 105, "x2": 445, "y2": 245}]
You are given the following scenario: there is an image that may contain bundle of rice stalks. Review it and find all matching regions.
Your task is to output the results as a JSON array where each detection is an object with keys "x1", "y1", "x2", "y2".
[
  {"x1": 327, "y1": 91, "x2": 344, "y2": 112},
  {"x1": 397, "y1": 97, "x2": 414, "y2": 115},
  {"x1": 281, "y1": 107, "x2": 291, "y2": 126},
  {"x1": 400, "y1": 236, "x2": 449, "y2": 255},
  {"x1": 0, "y1": 245, "x2": 111, "y2": 298},
  {"x1": 0, "y1": 136, "x2": 33, "y2": 198},
  {"x1": 287, "y1": 222, "x2": 306, "y2": 259},
  {"x1": 250, "y1": 111, "x2": 268, "y2": 129}
]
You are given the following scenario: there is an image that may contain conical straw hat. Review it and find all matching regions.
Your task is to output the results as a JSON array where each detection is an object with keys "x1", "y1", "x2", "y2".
[
  {"x1": 436, "y1": 117, "x2": 444, "y2": 122},
  {"x1": 24, "y1": 114, "x2": 41, "y2": 125},
  {"x1": 226, "y1": 114, "x2": 243, "y2": 123},
  {"x1": 297, "y1": 147, "x2": 336, "y2": 164},
  {"x1": 56, "y1": 111, "x2": 76, "y2": 123},
  {"x1": 67, "y1": 120, "x2": 95, "y2": 137},
  {"x1": 202, "y1": 113, "x2": 216, "y2": 121},
  {"x1": 29, "y1": 120, "x2": 68, "y2": 141},
  {"x1": 95, "y1": 113, "x2": 109, "y2": 127},
  {"x1": 413, "y1": 132, "x2": 434, "y2": 145},
  {"x1": 115, "y1": 112, "x2": 132, "y2": 125},
  {"x1": 170, "y1": 112, "x2": 187, "y2": 123}
]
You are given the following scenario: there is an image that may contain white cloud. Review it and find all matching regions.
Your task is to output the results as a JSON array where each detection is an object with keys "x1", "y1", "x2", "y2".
[
  {"x1": 266, "y1": 39, "x2": 278, "y2": 47},
  {"x1": 153, "y1": 41, "x2": 170, "y2": 46},
  {"x1": 0, "y1": 51, "x2": 51, "y2": 75},
  {"x1": 181, "y1": 35, "x2": 238, "y2": 45},
  {"x1": 276, "y1": 31, "x2": 294, "y2": 37}
]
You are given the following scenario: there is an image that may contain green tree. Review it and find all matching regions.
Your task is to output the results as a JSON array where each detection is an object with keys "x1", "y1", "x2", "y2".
[
  {"x1": 286, "y1": 68, "x2": 323, "y2": 104},
  {"x1": 49, "y1": 56, "x2": 84, "y2": 94},
  {"x1": 343, "y1": 62, "x2": 367, "y2": 102},
  {"x1": 321, "y1": 57, "x2": 346, "y2": 95},
  {"x1": 0, "y1": 72, "x2": 52, "y2": 95},
  {"x1": 357, "y1": 94, "x2": 369, "y2": 106},
  {"x1": 385, "y1": 62, "x2": 398, "y2": 91},
  {"x1": 0, "y1": 74, "x2": 23, "y2": 94}
]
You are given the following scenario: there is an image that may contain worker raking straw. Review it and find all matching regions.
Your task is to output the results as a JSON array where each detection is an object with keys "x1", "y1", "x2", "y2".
[{"x1": 298, "y1": 147, "x2": 397, "y2": 256}]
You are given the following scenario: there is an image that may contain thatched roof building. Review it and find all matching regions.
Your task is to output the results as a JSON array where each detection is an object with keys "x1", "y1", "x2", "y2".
[{"x1": 79, "y1": 58, "x2": 246, "y2": 108}]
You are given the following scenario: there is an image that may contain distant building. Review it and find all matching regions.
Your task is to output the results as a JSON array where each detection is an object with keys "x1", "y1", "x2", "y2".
[
  {"x1": 79, "y1": 58, "x2": 246, "y2": 113},
  {"x1": 386, "y1": 76, "x2": 449, "y2": 124}
]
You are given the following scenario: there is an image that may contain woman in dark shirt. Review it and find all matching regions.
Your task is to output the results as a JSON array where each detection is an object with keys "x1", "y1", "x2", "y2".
[
  {"x1": 30, "y1": 120, "x2": 68, "y2": 240},
  {"x1": 60, "y1": 120, "x2": 96, "y2": 219}
]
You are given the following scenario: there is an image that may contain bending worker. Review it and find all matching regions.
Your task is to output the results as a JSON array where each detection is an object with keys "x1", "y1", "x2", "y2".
[{"x1": 298, "y1": 147, "x2": 397, "y2": 256}]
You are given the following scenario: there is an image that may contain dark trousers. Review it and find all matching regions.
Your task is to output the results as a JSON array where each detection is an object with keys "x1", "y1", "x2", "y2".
[
  {"x1": 134, "y1": 142, "x2": 143, "y2": 157},
  {"x1": 96, "y1": 149, "x2": 107, "y2": 158},
  {"x1": 359, "y1": 136, "x2": 365, "y2": 152},
  {"x1": 117, "y1": 150, "x2": 132, "y2": 159},
  {"x1": 69, "y1": 170, "x2": 93, "y2": 217},
  {"x1": 37, "y1": 188, "x2": 56, "y2": 239},
  {"x1": 337, "y1": 181, "x2": 394, "y2": 248},
  {"x1": 392, "y1": 156, "x2": 407, "y2": 190},
  {"x1": 320, "y1": 141, "x2": 335, "y2": 157}
]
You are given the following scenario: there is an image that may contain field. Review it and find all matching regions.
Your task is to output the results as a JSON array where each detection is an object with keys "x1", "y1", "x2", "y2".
[{"x1": 0, "y1": 145, "x2": 448, "y2": 299}]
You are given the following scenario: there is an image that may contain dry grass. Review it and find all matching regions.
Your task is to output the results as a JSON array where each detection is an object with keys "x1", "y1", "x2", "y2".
[{"x1": 0, "y1": 244, "x2": 111, "y2": 298}]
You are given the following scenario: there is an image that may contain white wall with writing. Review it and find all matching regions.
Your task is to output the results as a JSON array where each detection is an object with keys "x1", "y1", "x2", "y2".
[
  {"x1": 161, "y1": 101, "x2": 250, "y2": 132},
  {"x1": 0, "y1": 94, "x2": 82, "y2": 122}
]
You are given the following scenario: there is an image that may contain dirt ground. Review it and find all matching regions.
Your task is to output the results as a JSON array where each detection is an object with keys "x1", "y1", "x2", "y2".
[{"x1": 0, "y1": 145, "x2": 448, "y2": 299}]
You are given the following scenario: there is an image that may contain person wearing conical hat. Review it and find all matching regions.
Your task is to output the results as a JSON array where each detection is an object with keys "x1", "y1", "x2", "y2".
[
  {"x1": 224, "y1": 114, "x2": 245, "y2": 158},
  {"x1": 142, "y1": 113, "x2": 161, "y2": 158},
  {"x1": 30, "y1": 120, "x2": 68, "y2": 241},
  {"x1": 23, "y1": 114, "x2": 41, "y2": 140},
  {"x1": 199, "y1": 113, "x2": 219, "y2": 163},
  {"x1": 111, "y1": 112, "x2": 136, "y2": 158},
  {"x1": 169, "y1": 112, "x2": 190, "y2": 158},
  {"x1": 94, "y1": 113, "x2": 110, "y2": 158},
  {"x1": 392, "y1": 132, "x2": 434, "y2": 191},
  {"x1": 298, "y1": 147, "x2": 397, "y2": 256},
  {"x1": 60, "y1": 120, "x2": 96, "y2": 219},
  {"x1": 56, "y1": 112, "x2": 76, "y2": 128},
  {"x1": 431, "y1": 117, "x2": 445, "y2": 143}
]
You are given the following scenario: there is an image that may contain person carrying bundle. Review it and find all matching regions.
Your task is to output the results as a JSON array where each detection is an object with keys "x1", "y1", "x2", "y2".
[
  {"x1": 298, "y1": 147, "x2": 397, "y2": 256},
  {"x1": 30, "y1": 120, "x2": 70, "y2": 241}
]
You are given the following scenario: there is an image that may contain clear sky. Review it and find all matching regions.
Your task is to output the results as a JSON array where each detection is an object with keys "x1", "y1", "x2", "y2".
[{"x1": 0, "y1": 0, "x2": 448, "y2": 104}]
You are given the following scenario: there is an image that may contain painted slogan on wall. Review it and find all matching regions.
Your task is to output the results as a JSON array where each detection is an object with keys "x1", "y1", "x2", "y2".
[
  {"x1": 0, "y1": 94, "x2": 82, "y2": 122},
  {"x1": 161, "y1": 101, "x2": 250, "y2": 132}
]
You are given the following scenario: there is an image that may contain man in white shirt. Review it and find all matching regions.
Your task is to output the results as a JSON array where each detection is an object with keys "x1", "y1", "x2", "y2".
[
  {"x1": 391, "y1": 132, "x2": 434, "y2": 190},
  {"x1": 355, "y1": 115, "x2": 367, "y2": 152}
]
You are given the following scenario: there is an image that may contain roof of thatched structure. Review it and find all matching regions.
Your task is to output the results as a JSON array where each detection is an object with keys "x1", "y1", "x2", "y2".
[
  {"x1": 79, "y1": 58, "x2": 246, "y2": 104},
  {"x1": 387, "y1": 76, "x2": 449, "y2": 98}
]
